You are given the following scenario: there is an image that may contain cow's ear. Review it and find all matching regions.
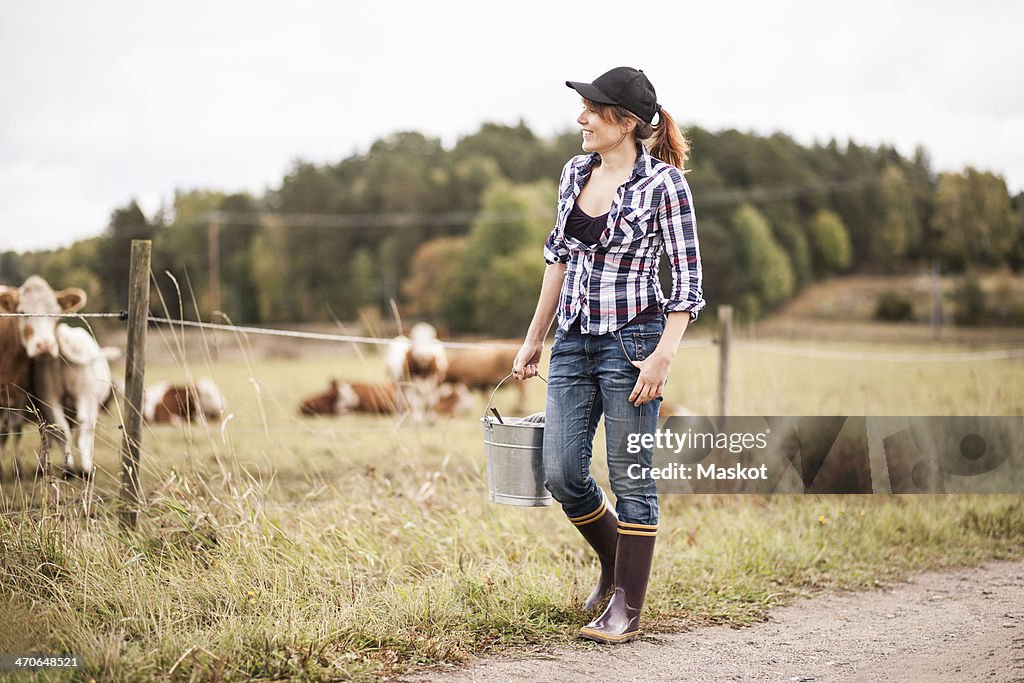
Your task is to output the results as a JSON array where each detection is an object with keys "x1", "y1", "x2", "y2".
[
  {"x1": 56, "y1": 287, "x2": 87, "y2": 313},
  {"x1": 0, "y1": 287, "x2": 18, "y2": 313}
]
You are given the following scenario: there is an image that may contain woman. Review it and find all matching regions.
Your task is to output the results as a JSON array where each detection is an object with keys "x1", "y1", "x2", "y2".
[{"x1": 512, "y1": 66, "x2": 705, "y2": 644}]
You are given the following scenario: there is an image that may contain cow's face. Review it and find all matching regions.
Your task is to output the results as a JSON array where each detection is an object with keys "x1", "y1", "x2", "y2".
[{"x1": 2, "y1": 276, "x2": 86, "y2": 358}]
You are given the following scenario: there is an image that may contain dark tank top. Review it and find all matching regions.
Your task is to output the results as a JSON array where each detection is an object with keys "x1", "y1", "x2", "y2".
[{"x1": 564, "y1": 203, "x2": 663, "y2": 326}]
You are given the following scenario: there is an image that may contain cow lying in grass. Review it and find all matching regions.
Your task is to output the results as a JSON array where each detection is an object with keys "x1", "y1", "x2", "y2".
[
  {"x1": 298, "y1": 379, "x2": 471, "y2": 418},
  {"x1": 143, "y1": 380, "x2": 225, "y2": 426}
]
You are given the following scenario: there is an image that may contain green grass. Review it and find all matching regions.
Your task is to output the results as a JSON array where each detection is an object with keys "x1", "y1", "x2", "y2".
[{"x1": 1, "y1": 329, "x2": 1023, "y2": 681}]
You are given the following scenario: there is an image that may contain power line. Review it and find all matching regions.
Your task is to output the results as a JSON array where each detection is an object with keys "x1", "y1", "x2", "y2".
[
  {"x1": 207, "y1": 208, "x2": 552, "y2": 229},
  {"x1": 698, "y1": 171, "x2": 928, "y2": 207},
  {"x1": 5, "y1": 309, "x2": 1019, "y2": 362},
  {"x1": 146, "y1": 316, "x2": 714, "y2": 351}
]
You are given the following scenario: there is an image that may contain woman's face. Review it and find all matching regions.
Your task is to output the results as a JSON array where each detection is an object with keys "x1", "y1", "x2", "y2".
[{"x1": 577, "y1": 99, "x2": 630, "y2": 154}]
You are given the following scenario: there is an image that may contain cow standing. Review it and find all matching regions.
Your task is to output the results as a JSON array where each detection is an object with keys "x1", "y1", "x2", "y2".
[
  {"x1": 385, "y1": 322, "x2": 448, "y2": 422},
  {"x1": 0, "y1": 276, "x2": 87, "y2": 477},
  {"x1": 0, "y1": 315, "x2": 34, "y2": 478},
  {"x1": 443, "y1": 346, "x2": 526, "y2": 413}
]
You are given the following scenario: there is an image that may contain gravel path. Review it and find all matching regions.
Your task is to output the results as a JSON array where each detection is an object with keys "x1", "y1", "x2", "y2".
[{"x1": 406, "y1": 559, "x2": 1024, "y2": 682}]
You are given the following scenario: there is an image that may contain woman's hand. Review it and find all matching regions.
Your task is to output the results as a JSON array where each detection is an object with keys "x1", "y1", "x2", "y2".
[
  {"x1": 629, "y1": 349, "x2": 672, "y2": 406},
  {"x1": 512, "y1": 341, "x2": 544, "y2": 379}
]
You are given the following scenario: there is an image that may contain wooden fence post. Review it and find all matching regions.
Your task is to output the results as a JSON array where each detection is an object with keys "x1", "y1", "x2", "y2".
[
  {"x1": 717, "y1": 305, "x2": 732, "y2": 417},
  {"x1": 119, "y1": 239, "x2": 151, "y2": 530}
]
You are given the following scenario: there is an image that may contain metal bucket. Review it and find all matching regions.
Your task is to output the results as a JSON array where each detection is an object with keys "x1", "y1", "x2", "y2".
[{"x1": 481, "y1": 372, "x2": 551, "y2": 507}]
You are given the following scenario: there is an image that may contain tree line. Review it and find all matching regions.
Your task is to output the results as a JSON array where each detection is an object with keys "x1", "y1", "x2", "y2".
[{"x1": 3, "y1": 121, "x2": 1023, "y2": 336}]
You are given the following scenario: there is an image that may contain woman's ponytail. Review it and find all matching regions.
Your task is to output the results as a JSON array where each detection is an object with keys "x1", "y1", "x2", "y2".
[
  {"x1": 587, "y1": 98, "x2": 691, "y2": 172},
  {"x1": 647, "y1": 107, "x2": 690, "y2": 172}
]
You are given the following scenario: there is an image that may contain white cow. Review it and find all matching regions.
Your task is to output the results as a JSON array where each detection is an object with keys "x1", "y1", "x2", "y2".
[{"x1": 34, "y1": 323, "x2": 119, "y2": 478}]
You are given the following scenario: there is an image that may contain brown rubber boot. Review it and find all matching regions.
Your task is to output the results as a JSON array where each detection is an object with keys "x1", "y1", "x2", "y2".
[
  {"x1": 578, "y1": 520, "x2": 656, "y2": 643},
  {"x1": 569, "y1": 494, "x2": 618, "y2": 611}
]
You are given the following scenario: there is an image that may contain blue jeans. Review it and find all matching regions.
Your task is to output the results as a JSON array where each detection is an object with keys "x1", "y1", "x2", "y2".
[{"x1": 542, "y1": 316, "x2": 664, "y2": 526}]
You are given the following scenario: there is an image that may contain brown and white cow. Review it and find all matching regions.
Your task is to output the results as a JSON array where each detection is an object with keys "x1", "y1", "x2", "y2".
[
  {"x1": 385, "y1": 322, "x2": 448, "y2": 422},
  {"x1": 443, "y1": 346, "x2": 525, "y2": 412},
  {"x1": 337, "y1": 380, "x2": 471, "y2": 417},
  {"x1": 143, "y1": 379, "x2": 225, "y2": 426},
  {"x1": 298, "y1": 379, "x2": 344, "y2": 416},
  {"x1": 337, "y1": 380, "x2": 403, "y2": 415},
  {"x1": 299, "y1": 378, "x2": 398, "y2": 416},
  {"x1": 0, "y1": 307, "x2": 33, "y2": 475},
  {"x1": 299, "y1": 377, "x2": 471, "y2": 418},
  {"x1": 0, "y1": 276, "x2": 87, "y2": 477}
]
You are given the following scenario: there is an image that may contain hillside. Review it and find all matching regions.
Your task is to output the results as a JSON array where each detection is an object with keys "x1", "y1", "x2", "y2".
[{"x1": 751, "y1": 270, "x2": 1024, "y2": 345}]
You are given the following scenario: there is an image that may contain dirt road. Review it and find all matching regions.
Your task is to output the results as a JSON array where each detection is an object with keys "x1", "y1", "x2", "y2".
[{"x1": 408, "y1": 559, "x2": 1024, "y2": 682}]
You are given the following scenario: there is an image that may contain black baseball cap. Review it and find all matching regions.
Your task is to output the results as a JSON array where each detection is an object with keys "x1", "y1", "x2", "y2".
[{"x1": 566, "y1": 66, "x2": 660, "y2": 124}]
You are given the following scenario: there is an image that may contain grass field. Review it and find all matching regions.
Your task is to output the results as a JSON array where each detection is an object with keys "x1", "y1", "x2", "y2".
[{"x1": 1, "y1": 325, "x2": 1023, "y2": 681}]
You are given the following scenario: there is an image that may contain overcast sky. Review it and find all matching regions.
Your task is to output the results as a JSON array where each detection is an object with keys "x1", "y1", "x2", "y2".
[{"x1": 2, "y1": 0, "x2": 1022, "y2": 252}]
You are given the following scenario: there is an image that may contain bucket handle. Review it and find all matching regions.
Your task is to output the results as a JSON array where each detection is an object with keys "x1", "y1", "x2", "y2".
[{"x1": 484, "y1": 371, "x2": 547, "y2": 423}]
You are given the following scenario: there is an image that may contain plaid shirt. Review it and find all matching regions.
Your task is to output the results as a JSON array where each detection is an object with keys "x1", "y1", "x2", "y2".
[{"x1": 543, "y1": 141, "x2": 705, "y2": 335}]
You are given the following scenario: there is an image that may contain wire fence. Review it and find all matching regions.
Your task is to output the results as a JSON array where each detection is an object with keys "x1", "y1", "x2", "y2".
[
  {"x1": 0, "y1": 311, "x2": 127, "y2": 319},
  {"x1": 0, "y1": 311, "x2": 715, "y2": 351},
  {"x1": 146, "y1": 316, "x2": 518, "y2": 350},
  {"x1": 1, "y1": 310, "x2": 1020, "y2": 361},
  {"x1": 2, "y1": 302, "x2": 1022, "y2": 469},
  {"x1": 2, "y1": 301, "x2": 1019, "y2": 454},
  {"x1": 4, "y1": 283, "x2": 1024, "y2": 524}
]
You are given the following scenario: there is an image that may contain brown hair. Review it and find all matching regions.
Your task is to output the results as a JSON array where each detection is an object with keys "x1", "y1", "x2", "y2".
[{"x1": 585, "y1": 99, "x2": 690, "y2": 172}]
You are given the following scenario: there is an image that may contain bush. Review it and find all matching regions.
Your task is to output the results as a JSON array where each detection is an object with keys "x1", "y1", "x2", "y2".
[
  {"x1": 730, "y1": 204, "x2": 795, "y2": 310},
  {"x1": 874, "y1": 291, "x2": 914, "y2": 322},
  {"x1": 472, "y1": 248, "x2": 545, "y2": 337},
  {"x1": 988, "y1": 271, "x2": 1024, "y2": 326},
  {"x1": 809, "y1": 210, "x2": 852, "y2": 274}
]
